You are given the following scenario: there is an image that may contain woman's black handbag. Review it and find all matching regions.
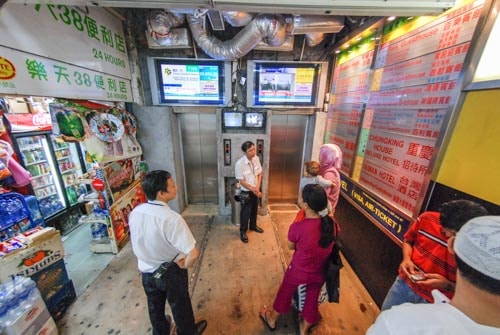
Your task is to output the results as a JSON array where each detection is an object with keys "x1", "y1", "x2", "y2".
[{"x1": 325, "y1": 220, "x2": 343, "y2": 303}]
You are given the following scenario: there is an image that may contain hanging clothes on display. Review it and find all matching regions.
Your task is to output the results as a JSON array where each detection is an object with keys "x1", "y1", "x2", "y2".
[{"x1": 0, "y1": 139, "x2": 32, "y2": 187}]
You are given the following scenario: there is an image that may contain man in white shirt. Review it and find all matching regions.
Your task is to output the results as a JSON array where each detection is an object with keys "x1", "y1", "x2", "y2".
[
  {"x1": 129, "y1": 170, "x2": 207, "y2": 335},
  {"x1": 234, "y1": 141, "x2": 264, "y2": 243},
  {"x1": 367, "y1": 215, "x2": 500, "y2": 335}
]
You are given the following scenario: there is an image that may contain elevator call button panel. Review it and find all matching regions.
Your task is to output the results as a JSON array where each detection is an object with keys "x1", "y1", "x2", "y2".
[
  {"x1": 257, "y1": 139, "x2": 264, "y2": 164},
  {"x1": 224, "y1": 139, "x2": 231, "y2": 166}
]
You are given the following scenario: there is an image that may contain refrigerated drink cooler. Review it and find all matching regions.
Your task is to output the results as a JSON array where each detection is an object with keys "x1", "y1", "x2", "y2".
[
  {"x1": 16, "y1": 134, "x2": 66, "y2": 218},
  {"x1": 11, "y1": 132, "x2": 88, "y2": 234}
]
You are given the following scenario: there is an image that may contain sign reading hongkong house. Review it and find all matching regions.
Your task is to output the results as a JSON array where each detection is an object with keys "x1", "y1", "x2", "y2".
[{"x1": 0, "y1": 3, "x2": 132, "y2": 101}]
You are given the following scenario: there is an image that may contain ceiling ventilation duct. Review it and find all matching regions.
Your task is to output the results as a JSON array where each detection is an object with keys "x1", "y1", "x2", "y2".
[
  {"x1": 146, "y1": 28, "x2": 192, "y2": 48},
  {"x1": 146, "y1": 10, "x2": 191, "y2": 48},
  {"x1": 289, "y1": 15, "x2": 344, "y2": 34},
  {"x1": 255, "y1": 34, "x2": 294, "y2": 51},
  {"x1": 304, "y1": 32, "x2": 325, "y2": 47},
  {"x1": 148, "y1": 9, "x2": 345, "y2": 59},
  {"x1": 222, "y1": 11, "x2": 254, "y2": 26},
  {"x1": 186, "y1": 13, "x2": 287, "y2": 60},
  {"x1": 207, "y1": 10, "x2": 225, "y2": 31}
]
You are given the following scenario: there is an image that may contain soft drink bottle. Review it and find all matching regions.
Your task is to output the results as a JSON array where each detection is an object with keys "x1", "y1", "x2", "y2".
[
  {"x1": 13, "y1": 277, "x2": 30, "y2": 312},
  {"x1": 0, "y1": 299, "x2": 8, "y2": 331},
  {"x1": 4, "y1": 290, "x2": 22, "y2": 323}
]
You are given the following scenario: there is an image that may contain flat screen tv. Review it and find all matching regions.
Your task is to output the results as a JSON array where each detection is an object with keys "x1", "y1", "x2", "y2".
[
  {"x1": 247, "y1": 61, "x2": 328, "y2": 108},
  {"x1": 244, "y1": 111, "x2": 266, "y2": 129},
  {"x1": 148, "y1": 57, "x2": 231, "y2": 106},
  {"x1": 222, "y1": 109, "x2": 244, "y2": 129}
]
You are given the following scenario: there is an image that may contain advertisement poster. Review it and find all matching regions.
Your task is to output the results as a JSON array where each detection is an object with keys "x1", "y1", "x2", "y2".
[
  {"x1": 49, "y1": 103, "x2": 142, "y2": 163},
  {"x1": 103, "y1": 156, "x2": 143, "y2": 201},
  {"x1": 109, "y1": 181, "x2": 146, "y2": 248}
]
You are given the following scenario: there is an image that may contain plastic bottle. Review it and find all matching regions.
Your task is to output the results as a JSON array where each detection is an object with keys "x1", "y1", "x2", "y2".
[
  {"x1": 78, "y1": 184, "x2": 88, "y2": 197},
  {"x1": 4, "y1": 289, "x2": 22, "y2": 324},
  {"x1": 91, "y1": 222, "x2": 103, "y2": 240},
  {"x1": 67, "y1": 186, "x2": 78, "y2": 204},
  {"x1": 234, "y1": 182, "x2": 241, "y2": 202},
  {"x1": 21, "y1": 277, "x2": 39, "y2": 309},
  {"x1": 0, "y1": 290, "x2": 8, "y2": 330},
  {"x1": 0, "y1": 300, "x2": 8, "y2": 332},
  {"x1": 14, "y1": 278, "x2": 30, "y2": 312},
  {"x1": 97, "y1": 191, "x2": 104, "y2": 209}
]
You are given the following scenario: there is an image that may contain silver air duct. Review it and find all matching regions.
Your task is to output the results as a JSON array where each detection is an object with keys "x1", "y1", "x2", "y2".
[
  {"x1": 291, "y1": 15, "x2": 344, "y2": 48},
  {"x1": 187, "y1": 13, "x2": 286, "y2": 61},
  {"x1": 147, "y1": 10, "x2": 344, "y2": 59},
  {"x1": 305, "y1": 32, "x2": 325, "y2": 47},
  {"x1": 222, "y1": 11, "x2": 254, "y2": 27},
  {"x1": 146, "y1": 10, "x2": 186, "y2": 45},
  {"x1": 290, "y1": 15, "x2": 344, "y2": 34}
]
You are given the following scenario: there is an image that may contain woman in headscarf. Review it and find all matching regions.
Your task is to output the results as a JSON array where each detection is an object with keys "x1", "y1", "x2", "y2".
[{"x1": 319, "y1": 144, "x2": 342, "y2": 215}]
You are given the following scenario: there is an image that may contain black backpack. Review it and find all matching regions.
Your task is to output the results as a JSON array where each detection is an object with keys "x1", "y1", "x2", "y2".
[{"x1": 325, "y1": 219, "x2": 343, "y2": 303}]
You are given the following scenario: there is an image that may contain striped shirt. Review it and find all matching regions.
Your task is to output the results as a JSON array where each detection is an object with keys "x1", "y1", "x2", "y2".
[{"x1": 398, "y1": 211, "x2": 456, "y2": 302}]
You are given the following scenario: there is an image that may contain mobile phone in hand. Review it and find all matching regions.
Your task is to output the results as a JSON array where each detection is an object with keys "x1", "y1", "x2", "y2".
[{"x1": 410, "y1": 273, "x2": 426, "y2": 281}]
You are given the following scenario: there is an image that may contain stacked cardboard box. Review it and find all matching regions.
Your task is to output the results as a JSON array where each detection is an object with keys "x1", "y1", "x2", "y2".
[
  {"x1": 2, "y1": 293, "x2": 58, "y2": 335},
  {"x1": 0, "y1": 228, "x2": 75, "y2": 321}
]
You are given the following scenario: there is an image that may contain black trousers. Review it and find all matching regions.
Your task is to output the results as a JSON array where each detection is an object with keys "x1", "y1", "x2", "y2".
[
  {"x1": 142, "y1": 263, "x2": 196, "y2": 335},
  {"x1": 239, "y1": 191, "x2": 258, "y2": 233}
]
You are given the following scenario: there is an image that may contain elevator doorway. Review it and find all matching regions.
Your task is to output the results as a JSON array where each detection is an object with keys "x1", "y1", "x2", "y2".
[
  {"x1": 268, "y1": 114, "x2": 307, "y2": 203},
  {"x1": 179, "y1": 113, "x2": 218, "y2": 204}
]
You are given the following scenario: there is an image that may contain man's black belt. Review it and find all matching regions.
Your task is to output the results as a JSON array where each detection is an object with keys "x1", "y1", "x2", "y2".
[{"x1": 241, "y1": 190, "x2": 250, "y2": 193}]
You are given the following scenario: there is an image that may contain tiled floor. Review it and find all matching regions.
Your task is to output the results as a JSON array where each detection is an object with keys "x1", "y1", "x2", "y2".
[
  {"x1": 61, "y1": 223, "x2": 114, "y2": 297},
  {"x1": 57, "y1": 205, "x2": 380, "y2": 334}
]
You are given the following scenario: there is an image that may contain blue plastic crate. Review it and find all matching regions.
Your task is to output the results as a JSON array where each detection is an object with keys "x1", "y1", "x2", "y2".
[{"x1": 0, "y1": 192, "x2": 34, "y2": 240}]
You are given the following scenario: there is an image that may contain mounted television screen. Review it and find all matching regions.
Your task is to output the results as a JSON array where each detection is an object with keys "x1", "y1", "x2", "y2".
[
  {"x1": 247, "y1": 61, "x2": 328, "y2": 108},
  {"x1": 148, "y1": 58, "x2": 231, "y2": 106},
  {"x1": 222, "y1": 110, "x2": 244, "y2": 128},
  {"x1": 244, "y1": 111, "x2": 266, "y2": 129}
]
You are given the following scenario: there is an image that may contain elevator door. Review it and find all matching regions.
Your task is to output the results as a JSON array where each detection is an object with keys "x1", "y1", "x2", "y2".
[
  {"x1": 268, "y1": 114, "x2": 307, "y2": 203},
  {"x1": 179, "y1": 114, "x2": 218, "y2": 204}
]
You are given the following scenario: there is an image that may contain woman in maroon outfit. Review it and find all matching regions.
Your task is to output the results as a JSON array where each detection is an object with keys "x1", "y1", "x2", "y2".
[{"x1": 259, "y1": 184, "x2": 336, "y2": 334}]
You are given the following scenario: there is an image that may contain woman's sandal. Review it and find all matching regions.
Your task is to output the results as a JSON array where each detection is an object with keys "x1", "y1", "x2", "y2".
[{"x1": 259, "y1": 306, "x2": 277, "y2": 331}]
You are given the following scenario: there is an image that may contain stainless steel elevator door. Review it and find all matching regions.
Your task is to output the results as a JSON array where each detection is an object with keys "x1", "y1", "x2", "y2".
[
  {"x1": 179, "y1": 114, "x2": 218, "y2": 204},
  {"x1": 268, "y1": 114, "x2": 307, "y2": 203}
]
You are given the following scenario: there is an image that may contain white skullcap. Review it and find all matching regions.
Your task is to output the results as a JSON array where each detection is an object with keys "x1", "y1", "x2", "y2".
[{"x1": 454, "y1": 216, "x2": 500, "y2": 280}]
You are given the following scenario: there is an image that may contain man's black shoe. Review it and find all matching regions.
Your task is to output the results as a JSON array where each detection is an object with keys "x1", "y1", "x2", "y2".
[
  {"x1": 240, "y1": 232, "x2": 249, "y2": 243},
  {"x1": 250, "y1": 226, "x2": 264, "y2": 233},
  {"x1": 195, "y1": 320, "x2": 207, "y2": 335}
]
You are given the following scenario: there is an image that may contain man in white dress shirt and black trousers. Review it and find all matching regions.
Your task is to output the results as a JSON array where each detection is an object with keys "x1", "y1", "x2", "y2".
[
  {"x1": 129, "y1": 170, "x2": 207, "y2": 335},
  {"x1": 235, "y1": 141, "x2": 264, "y2": 243}
]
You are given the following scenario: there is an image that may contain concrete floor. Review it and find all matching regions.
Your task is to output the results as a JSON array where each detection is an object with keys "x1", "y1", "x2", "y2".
[{"x1": 57, "y1": 205, "x2": 379, "y2": 334}]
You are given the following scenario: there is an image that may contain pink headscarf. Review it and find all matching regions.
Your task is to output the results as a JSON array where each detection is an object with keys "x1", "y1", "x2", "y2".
[
  {"x1": 319, "y1": 144, "x2": 342, "y2": 173},
  {"x1": 319, "y1": 144, "x2": 342, "y2": 211}
]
